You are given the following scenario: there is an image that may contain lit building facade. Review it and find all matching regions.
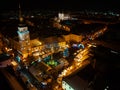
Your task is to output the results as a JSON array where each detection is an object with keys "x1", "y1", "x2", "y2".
[
  {"x1": 30, "y1": 37, "x2": 67, "y2": 59},
  {"x1": 58, "y1": 13, "x2": 71, "y2": 20}
]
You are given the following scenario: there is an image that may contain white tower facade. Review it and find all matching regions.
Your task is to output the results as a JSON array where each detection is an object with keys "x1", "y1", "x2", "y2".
[{"x1": 17, "y1": 26, "x2": 31, "y2": 58}]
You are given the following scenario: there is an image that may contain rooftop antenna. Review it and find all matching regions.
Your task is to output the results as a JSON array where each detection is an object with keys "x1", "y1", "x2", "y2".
[{"x1": 19, "y1": 1, "x2": 23, "y2": 23}]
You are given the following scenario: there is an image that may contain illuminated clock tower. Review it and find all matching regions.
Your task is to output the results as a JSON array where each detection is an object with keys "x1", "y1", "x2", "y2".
[{"x1": 17, "y1": 3, "x2": 31, "y2": 58}]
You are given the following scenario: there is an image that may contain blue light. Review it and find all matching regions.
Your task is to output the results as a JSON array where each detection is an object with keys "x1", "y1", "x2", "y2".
[
  {"x1": 15, "y1": 55, "x2": 21, "y2": 62},
  {"x1": 17, "y1": 30, "x2": 29, "y2": 35},
  {"x1": 44, "y1": 55, "x2": 51, "y2": 63},
  {"x1": 78, "y1": 44, "x2": 84, "y2": 49},
  {"x1": 63, "y1": 48, "x2": 69, "y2": 57}
]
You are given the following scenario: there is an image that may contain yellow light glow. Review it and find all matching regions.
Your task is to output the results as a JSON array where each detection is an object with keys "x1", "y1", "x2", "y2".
[{"x1": 11, "y1": 61, "x2": 18, "y2": 66}]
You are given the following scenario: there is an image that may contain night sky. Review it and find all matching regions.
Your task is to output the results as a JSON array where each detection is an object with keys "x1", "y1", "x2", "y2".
[{"x1": 0, "y1": 0, "x2": 120, "y2": 11}]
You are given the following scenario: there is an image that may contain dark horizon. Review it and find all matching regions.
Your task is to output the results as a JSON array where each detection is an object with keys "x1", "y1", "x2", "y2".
[{"x1": 0, "y1": 0, "x2": 120, "y2": 12}]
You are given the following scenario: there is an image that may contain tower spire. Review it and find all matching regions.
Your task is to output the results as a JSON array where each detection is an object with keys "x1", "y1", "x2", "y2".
[{"x1": 19, "y1": 2, "x2": 23, "y2": 23}]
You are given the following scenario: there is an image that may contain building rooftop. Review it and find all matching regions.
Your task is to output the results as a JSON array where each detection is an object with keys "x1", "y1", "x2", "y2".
[
  {"x1": 63, "y1": 75, "x2": 89, "y2": 90},
  {"x1": 29, "y1": 61, "x2": 52, "y2": 82},
  {"x1": 43, "y1": 36, "x2": 65, "y2": 44}
]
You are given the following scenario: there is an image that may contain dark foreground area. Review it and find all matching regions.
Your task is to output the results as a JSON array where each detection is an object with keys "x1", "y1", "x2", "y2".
[{"x1": 0, "y1": 70, "x2": 12, "y2": 90}]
